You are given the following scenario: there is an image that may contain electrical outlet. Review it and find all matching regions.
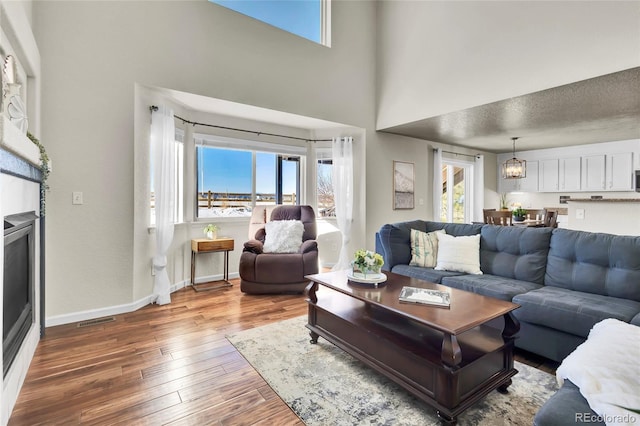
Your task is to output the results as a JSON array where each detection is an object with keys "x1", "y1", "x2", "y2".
[
  {"x1": 72, "y1": 191, "x2": 83, "y2": 205},
  {"x1": 575, "y1": 209, "x2": 585, "y2": 220}
]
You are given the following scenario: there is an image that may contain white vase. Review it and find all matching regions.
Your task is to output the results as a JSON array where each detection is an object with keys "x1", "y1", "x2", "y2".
[{"x1": 206, "y1": 231, "x2": 217, "y2": 240}]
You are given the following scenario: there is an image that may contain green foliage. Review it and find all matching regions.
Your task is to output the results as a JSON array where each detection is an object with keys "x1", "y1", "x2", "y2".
[
  {"x1": 203, "y1": 224, "x2": 219, "y2": 234},
  {"x1": 512, "y1": 207, "x2": 526, "y2": 217},
  {"x1": 27, "y1": 132, "x2": 49, "y2": 216}
]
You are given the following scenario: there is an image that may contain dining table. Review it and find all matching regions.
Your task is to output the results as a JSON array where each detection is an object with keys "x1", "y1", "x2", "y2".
[{"x1": 513, "y1": 219, "x2": 546, "y2": 227}]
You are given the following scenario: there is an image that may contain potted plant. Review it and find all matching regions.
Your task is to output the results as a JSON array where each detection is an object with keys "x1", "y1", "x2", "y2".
[
  {"x1": 203, "y1": 224, "x2": 219, "y2": 240},
  {"x1": 352, "y1": 249, "x2": 384, "y2": 278},
  {"x1": 512, "y1": 207, "x2": 527, "y2": 222}
]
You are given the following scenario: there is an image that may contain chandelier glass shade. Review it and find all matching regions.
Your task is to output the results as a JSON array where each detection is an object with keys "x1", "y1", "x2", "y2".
[{"x1": 502, "y1": 137, "x2": 526, "y2": 179}]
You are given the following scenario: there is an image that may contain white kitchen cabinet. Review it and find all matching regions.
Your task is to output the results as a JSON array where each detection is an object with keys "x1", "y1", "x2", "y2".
[
  {"x1": 559, "y1": 157, "x2": 581, "y2": 191},
  {"x1": 606, "y1": 152, "x2": 634, "y2": 191},
  {"x1": 539, "y1": 159, "x2": 559, "y2": 192},
  {"x1": 582, "y1": 154, "x2": 606, "y2": 191}
]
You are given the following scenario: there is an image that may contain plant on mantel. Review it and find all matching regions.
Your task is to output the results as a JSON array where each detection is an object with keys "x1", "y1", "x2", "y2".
[{"x1": 27, "y1": 132, "x2": 50, "y2": 215}]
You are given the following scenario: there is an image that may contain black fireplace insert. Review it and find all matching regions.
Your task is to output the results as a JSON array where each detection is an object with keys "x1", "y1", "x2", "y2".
[{"x1": 3, "y1": 211, "x2": 37, "y2": 377}]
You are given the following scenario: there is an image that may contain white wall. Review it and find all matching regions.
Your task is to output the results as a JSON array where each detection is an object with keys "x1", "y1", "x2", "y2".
[
  {"x1": 376, "y1": 1, "x2": 640, "y2": 129},
  {"x1": 34, "y1": 0, "x2": 380, "y2": 319}
]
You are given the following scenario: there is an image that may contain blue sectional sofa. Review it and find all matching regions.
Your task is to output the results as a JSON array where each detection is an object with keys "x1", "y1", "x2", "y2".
[{"x1": 375, "y1": 220, "x2": 640, "y2": 362}]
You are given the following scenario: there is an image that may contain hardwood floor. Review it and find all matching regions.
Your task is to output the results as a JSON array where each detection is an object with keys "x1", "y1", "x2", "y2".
[
  {"x1": 10, "y1": 280, "x2": 307, "y2": 425},
  {"x1": 9, "y1": 279, "x2": 558, "y2": 425}
]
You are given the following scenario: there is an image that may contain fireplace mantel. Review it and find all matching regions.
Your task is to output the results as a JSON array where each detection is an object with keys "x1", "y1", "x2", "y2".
[{"x1": 0, "y1": 116, "x2": 39, "y2": 168}]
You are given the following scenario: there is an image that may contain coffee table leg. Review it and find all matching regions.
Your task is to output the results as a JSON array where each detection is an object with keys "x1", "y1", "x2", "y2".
[
  {"x1": 502, "y1": 312, "x2": 520, "y2": 340},
  {"x1": 437, "y1": 410, "x2": 457, "y2": 424},
  {"x1": 441, "y1": 333, "x2": 462, "y2": 368},
  {"x1": 497, "y1": 379, "x2": 513, "y2": 394}
]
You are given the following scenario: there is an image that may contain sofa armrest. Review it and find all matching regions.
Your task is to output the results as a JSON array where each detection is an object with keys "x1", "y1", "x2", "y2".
[
  {"x1": 377, "y1": 224, "x2": 412, "y2": 271},
  {"x1": 300, "y1": 240, "x2": 318, "y2": 254},
  {"x1": 243, "y1": 239, "x2": 264, "y2": 254}
]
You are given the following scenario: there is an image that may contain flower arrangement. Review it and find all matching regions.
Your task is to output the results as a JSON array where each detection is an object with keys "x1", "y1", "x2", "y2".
[
  {"x1": 352, "y1": 249, "x2": 384, "y2": 277},
  {"x1": 203, "y1": 224, "x2": 219, "y2": 239}
]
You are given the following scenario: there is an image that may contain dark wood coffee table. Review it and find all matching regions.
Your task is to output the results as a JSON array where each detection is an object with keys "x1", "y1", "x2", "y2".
[{"x1": 305, "y1": 270, "x2": 520, "y2": 424}]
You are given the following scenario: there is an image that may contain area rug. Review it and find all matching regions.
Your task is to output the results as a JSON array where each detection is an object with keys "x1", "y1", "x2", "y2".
[{"x1": 227, "y1": 316, "x2": 559, "y2": 425}]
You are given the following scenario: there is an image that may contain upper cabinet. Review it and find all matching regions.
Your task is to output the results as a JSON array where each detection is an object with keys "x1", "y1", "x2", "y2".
[
  {"x1": 607, "y1": 152, "x2": 634, "y2": 191},
  {"x1": 497, "y1": 140, "x2": 638, "y2": 194},
  {"x1": 582, "y1": 154, "x2": 606, "y2": 191},
  {"x1": 539, "y1": 159, "x2": 559, "y2": 192},
  {"x1": 539, "y1": 157, "x2": 582, "y2": 192}
]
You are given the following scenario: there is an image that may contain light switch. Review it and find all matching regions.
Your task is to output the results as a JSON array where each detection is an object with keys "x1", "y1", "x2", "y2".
[
  {"x1": 72, "y1": 191, "x2": 83, "y2": 205},
  {"x1": 575, "y1": 208, "x2": 585, "y2": 220}
]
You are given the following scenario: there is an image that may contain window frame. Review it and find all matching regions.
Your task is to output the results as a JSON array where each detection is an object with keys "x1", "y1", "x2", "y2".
[
  {"x1": 315, "y1": 147, "x2": 335, "y2": 219},
  {"x1": 194, "y1": 133, "x2": 307, "y2": 221},
  {"x1": 440, "y1": 158, "x2": 473, "y2": 224}
]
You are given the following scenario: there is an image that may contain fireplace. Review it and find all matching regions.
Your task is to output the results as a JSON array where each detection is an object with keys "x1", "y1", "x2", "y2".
[{"x1": 3, "y1": 212, "x2": 37, "y2": 378}]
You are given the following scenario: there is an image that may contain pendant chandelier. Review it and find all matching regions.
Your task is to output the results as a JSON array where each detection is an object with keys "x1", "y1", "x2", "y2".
[{"x1": 502, "y1": 137, "x2": 526, "y2": 179}]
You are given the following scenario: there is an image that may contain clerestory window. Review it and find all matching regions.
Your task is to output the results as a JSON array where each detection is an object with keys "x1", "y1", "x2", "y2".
[{"x1": 210, "y1": 0, "x2": 330, "y2": 46}]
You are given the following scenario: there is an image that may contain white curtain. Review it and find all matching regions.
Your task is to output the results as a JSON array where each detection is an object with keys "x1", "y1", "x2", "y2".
[
  {"x1": 433, "y1": 148, "x2": 443, "y2": 221},
  {"x1": 473, "y1": 154, "x2": 485, "y2": 223},
  {"x1": 331, "y1": 137, "x2": 353, "y2": 271},
  {"x1": 150, "y1": 106, "x2": 176, "y2": 305}
]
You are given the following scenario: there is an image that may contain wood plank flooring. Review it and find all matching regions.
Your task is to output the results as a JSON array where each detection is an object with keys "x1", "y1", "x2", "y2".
[{"x1": 9, "y1": 278, "x2": 558, "y2": 425}]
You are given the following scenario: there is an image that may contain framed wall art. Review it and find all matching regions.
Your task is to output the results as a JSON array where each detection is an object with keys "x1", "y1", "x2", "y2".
[{"x1": 393, "y1": 160, "x2": 415, "y2": 210}]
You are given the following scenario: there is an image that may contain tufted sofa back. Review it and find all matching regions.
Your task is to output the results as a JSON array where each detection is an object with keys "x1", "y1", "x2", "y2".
[
  {"x1": 480, "y1": 226, "x2": 553, "y2": 284},
  {"x1": 545, "y1": 228, "x2": 640, "y2": 301},
  {"x1": 377, "y1": 221, "x2": 483, "y2": 270}
]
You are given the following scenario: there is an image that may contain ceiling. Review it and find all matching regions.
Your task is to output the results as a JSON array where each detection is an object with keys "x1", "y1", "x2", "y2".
[{"x1": 379, "y1": 67, "x2": 640, "y2": 154}]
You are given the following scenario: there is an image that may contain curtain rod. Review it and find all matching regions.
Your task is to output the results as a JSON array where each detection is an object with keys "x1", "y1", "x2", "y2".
[
  {"x1": 150, "y1": 105, "x2": 332, "y2": 143},
  {"x1": 438, "y1": 149, "x2": 481, "y2": 159}
]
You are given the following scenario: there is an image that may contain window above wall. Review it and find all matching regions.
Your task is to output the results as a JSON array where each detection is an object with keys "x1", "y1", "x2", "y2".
[{"x1": 210, "y1": 0, "x2": 330, "y2": 46}]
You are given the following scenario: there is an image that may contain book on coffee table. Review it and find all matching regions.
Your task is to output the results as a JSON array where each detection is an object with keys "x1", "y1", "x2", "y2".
[{"x1": 399, "y1": 286, "x2": 451, "y2": 307}]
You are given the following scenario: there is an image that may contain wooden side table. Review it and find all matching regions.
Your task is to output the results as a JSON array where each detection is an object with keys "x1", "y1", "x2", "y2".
[{"x1": 190, "y1": 238, "x2": 235, "y2": 292}]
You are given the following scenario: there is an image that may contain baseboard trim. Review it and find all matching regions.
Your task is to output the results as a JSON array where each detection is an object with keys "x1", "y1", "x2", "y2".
[{"x1": 45, "y1": 272, "x2": 239, "y2": 327}]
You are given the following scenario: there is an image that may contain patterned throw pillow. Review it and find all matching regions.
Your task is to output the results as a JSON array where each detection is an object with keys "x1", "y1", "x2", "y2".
[{"x1": 409, "y1": 229, "x2": 446, "y2": 268}]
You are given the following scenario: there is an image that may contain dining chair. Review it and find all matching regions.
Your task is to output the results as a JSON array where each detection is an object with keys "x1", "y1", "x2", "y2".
[
  {"x1": 485, "y1": 210, "x2": 513, "y2": 226},
  {"x1": 544, "y1": 210, "x2": 559, "y2": 228},
  {"x1": 482, "y1": 208, "x2": 496, "y2": 224},
  {"x1": 525, "y1": 209, "x2": 546, "y2": 221}
]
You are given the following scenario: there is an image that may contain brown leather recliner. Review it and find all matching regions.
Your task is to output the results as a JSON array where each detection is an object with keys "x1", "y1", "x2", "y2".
[{"x1": 239, "y1": 205, "x2": 319, "y2": 294}]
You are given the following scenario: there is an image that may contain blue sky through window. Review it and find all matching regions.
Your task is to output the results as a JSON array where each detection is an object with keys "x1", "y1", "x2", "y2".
[
  {"x1": 197, "y1": 147, "x2": 297, "y2": 194},
  {"x1": 210, "y1": 0, "x2": 322, "y2": 44}
]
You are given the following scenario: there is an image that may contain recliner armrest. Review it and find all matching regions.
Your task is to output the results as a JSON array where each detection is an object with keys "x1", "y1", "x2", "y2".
[
  {"x1": 243, "y1": 239, "x2": 264, "y2": 254},
  {"x1": 300, "y1": 240, "x2": 318, "y2": 254}
]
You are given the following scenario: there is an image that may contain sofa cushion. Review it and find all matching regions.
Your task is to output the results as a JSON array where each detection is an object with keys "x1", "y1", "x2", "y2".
[
  {"x1": 409, "y1": 229, "x2": 445, "y2": 268},
  {"x1": 435, "y1": 233, "x2": 482, "y2": 274},
  {"x1": 441, "y1": 274, "x2": 543, "y2": 302},
  {"x1": 480, "y1": 226, "x2": 552, "y2": 284},
  {"x1": 534, "y1": 380, "x2": 604, "y2": 426},
  {"x1": 391, "y1": 264, "x2": 466, "y2": 284},
  {"x1": 545, "y1": 228, "x2": 640, "y2": 301},
  {"x1": 513, "y1": 287, "x2": 640, "y2": 337},
  {"x1": 377, "y1": 221, "x2": 482, "y2": 270}
]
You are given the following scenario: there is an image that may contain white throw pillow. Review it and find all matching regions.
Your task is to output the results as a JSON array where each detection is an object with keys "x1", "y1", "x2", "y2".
[
  {"x1": 434, "y1": 233, "x2": 482, "y2": 275},
  {"x1": 263, "y1": 220, "x2": 305, "y2": 253},
  {"x1": 409, "y1": 229, "x2": 445, "y2": 268}
]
